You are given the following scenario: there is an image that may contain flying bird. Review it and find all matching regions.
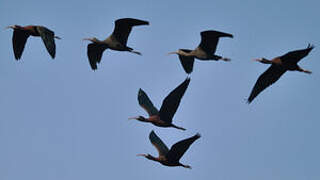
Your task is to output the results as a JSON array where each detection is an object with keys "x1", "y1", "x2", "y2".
[
  {"x1": 248, "y1": 44, "x2": 314, "y2": 103},
  {"x1": 138, "y1": 130, "x2": 200, "y2": 169},
  {"x1": 6, "y1": 25, "x2": 61, "y2": 60},
  {"x1": 83, "y1": 18, "x2": 149, "y2": 70},
  {"x1": 168, "y1": 30, "x2": 233, "y2": 74},
  {"x1": 129, "y1": 78, "x2": 190, "y2": 131}
]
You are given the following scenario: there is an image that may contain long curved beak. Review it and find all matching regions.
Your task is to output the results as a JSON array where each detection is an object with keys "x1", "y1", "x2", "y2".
[
  {"x1": 82, "y1": 38, "x2": 91, "y2": 41},
  {"x1": 128, "y1": 116, "x2": 138, "y2": 120},
  {"x1": 136, "y1": 154, "x2": 147, "y2": 157},
  {"x1": 167, "y1": 51, "x2": 177, "y2": 55},
  {"x1": 54, "y1": 36, "x2": 61, "y2": 40},
  {"x1": 5, "y1": 26, "x2": 13, "y2": 30}
]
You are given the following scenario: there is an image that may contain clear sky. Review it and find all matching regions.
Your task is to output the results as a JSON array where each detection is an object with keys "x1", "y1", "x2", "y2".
[{"x1": 0, "y1": 0, "x2": 319, "y2": 179}]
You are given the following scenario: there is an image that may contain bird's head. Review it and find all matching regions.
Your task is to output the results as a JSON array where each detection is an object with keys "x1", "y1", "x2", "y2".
[
  {"x1": 253, "y1": 58, "x2": 271, "y2": 64},
  {"x1": 5, "y1": 25, "x2": 22, "y2": 30},
  {"x1": 128, "y1": 116, "x2": 147, "y2": 122}
]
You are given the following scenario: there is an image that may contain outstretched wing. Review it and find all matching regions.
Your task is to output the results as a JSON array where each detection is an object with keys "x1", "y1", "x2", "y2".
[
  {"x1": 166, "y1": 133, "x2": 200, "y2": 162},
  {"x1": 138, "y1": 89, "x2": 159, "y2": 116},
  {"x1": 280, "y1": 44, "x2": 314, "y2": 64},
  {"x1": 178, "y1": 49, "x2": 195, "y2": 74},
  {"x1": 198, "y1": 30, "x2": 233, "y2": 55},
  {"x1": 12, "y1": 29, "x2": 30, "y2": 60},
  {"x1": 37, "y1": 26, "x2": 57, "y2": 59},
  {"x1": 149, "y1": 131, "x2": 169, "y2": 158},
  {"x1": 159, "y1": 78, "x2": 190, "y2": 123},
  {"x1": 87, "y1": 43, "x2": 107, "y2": 70},
  {"x1": 112, "y1": 18, "x2": 149, "y2": 45},
  {"x1": 248, "y1": 64, "x2": 287, "y2": 103}
]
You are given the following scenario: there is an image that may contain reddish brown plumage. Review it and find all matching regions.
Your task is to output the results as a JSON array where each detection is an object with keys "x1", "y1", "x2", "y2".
[
  {"x1": 84, "y1": 18, "x2": 149, "y2": 70},
  {"x1": 20, "y1": 26, "x2": 40, "y2": 36},
  {"x1": 138, "y1": 131, "x2": 200, "y2": 169},
  {"x1": 248, "y1": 44, "x2": 314, "y2": 103},
  {"x1": 130, "y1": 78, "x2": 190, "y2": 131},
  {"x1": 6, "y1": 25, "x2": 60, "y2": 60}
]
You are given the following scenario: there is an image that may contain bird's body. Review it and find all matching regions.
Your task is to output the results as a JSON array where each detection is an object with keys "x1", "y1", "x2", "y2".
[
  {"x1": 169, "y1": 30, "x2": 233, "y2": 74},
  {"x1": 18, "y1": 25, "x2": 40, "y2": 36},
  {"x1": 6, "y1": 25, "x2": 61, "y2": 60},
  {"x1": 147, "y1": 115, "x2": 169, "y2": 127},
  {"x1": 84, "y1": 18, "x2": 149, "y2": 70},
  {"x1": 138, "y1": 131, "x2": 200, "y2": 168},
  {"x1": 147, "y1": 115, "x2": 186, "y2": 130},
  {"x1": 248, "y1": 44, "x2": 314, "y2": 103},
  {"x1": 129, "y1": 78, "x2": 190, "y2": 131}
]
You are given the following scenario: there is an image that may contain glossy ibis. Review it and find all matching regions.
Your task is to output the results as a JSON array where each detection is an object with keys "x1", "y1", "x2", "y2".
[
  {"x1": 129, "y1": 78, "x2": 190, "y2": 131},
  {"x1": 6, "y1": 25, "x2": 61, "y2": 60},
  {"x1": 168, "y1": 30, "x2": 233, "y2": 74},
  {"x1": 138, "y1": 130, "x2": 200, "y2": 169},
  {"x1": 248, "y1": 44, "x2": 314, "y2": 103},
  {"x1": 83, "y1": 18, "x2": 149, "y2": 70}
]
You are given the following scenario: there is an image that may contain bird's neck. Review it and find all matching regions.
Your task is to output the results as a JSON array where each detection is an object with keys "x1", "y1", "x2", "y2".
[
  {"x1": 85, "y1": 38, "x2": 101, "y2": 44},
  {"x1": 177, "y1": 50, "x2": 193, "y2": 57},
  {"x1": 146, "y1": 154, "x2": 159, "y2": 162},
  {"x1": 259, "y1": 58, "x2": 273, "y2": 64},
  {"x1": 138, "y1": 116, "x2": 150, "y2": 123}
]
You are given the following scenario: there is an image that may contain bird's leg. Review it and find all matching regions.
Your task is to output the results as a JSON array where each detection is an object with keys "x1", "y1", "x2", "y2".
[
  {"x1": 180, "y1": 163, "x2": 192, "y2": 169},
  {"x1": 124, "y1": 46, "x2": 141, "y2": 55},
  {"x1": 129, "y1": 49, "x2": 142, "y2": 55},
  {"x1": 125, "y1": 46, "x2": 142, "y2": 55},
  {"x1": 297, "y1": 66, "x2": 312, "y2": 74},
  {"x1": 220, "y1": 57, "x2": 231, "y2": 61},
  {"x1": 214, "y1": 55, "x2": 231, "y2": 62},
  {"x1": 171, "y1": 124, "x2": 186, "y2": 131}
]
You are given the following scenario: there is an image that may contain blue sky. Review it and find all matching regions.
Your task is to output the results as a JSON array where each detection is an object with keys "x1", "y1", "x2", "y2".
[{"x1": 0, "y1": 0, "x2": 319, "y2": 179}]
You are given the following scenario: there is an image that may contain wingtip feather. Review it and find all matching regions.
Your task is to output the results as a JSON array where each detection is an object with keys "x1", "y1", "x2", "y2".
[{"x1": 195, "y1": 133, "x2": 201, "y2": 139}]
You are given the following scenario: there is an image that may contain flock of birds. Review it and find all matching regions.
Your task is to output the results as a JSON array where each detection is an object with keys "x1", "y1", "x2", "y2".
[{"x1": 6, "y1": 18, "x2": 314, "y2": 169}]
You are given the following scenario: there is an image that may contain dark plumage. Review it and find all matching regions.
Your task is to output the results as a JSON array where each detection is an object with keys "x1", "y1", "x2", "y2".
[
  {"x1": 83, "y1": 18, "x2": 149, "y2": 70},
  {"x1": 129, "y1": 78, "x2": 190, "y2": 130},
  {"x1": 6, "y1": 25, "x2": 61, "y2": 60},
  {"x1": 169, "y1": 30, "x2": 233, "y2": 74},
  {"x1": 248, "y1": 44, "x2": 314, "y2": 103},
  {"x1": 138, "y1": 130, "x2": 200, "y2": 169}
]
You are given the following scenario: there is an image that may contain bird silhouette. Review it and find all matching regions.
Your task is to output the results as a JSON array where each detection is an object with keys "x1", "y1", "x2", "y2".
[
  {"x1": 248, "y1": 44, "x2": 314, "y2": 103},
  {"x1": 168, "y1": 30, "x2": 233, "y2": 74},
  {"x1": 6, "y1": 25, "x2": 61, "y2": 60},
  {"x1": 83, "y1": 18, "x2": 149, "y2": 70},
  {"x1": 129, "y1": 78, "x2": 190, "y2": 130},
  {"x1": 138, "y1": 130, "x2": 200, "y2": 169}
]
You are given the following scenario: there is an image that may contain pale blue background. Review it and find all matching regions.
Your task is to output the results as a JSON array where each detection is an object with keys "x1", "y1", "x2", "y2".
[{"x1": 0, "y1": 0, "x2": 319, "y2": 179}]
